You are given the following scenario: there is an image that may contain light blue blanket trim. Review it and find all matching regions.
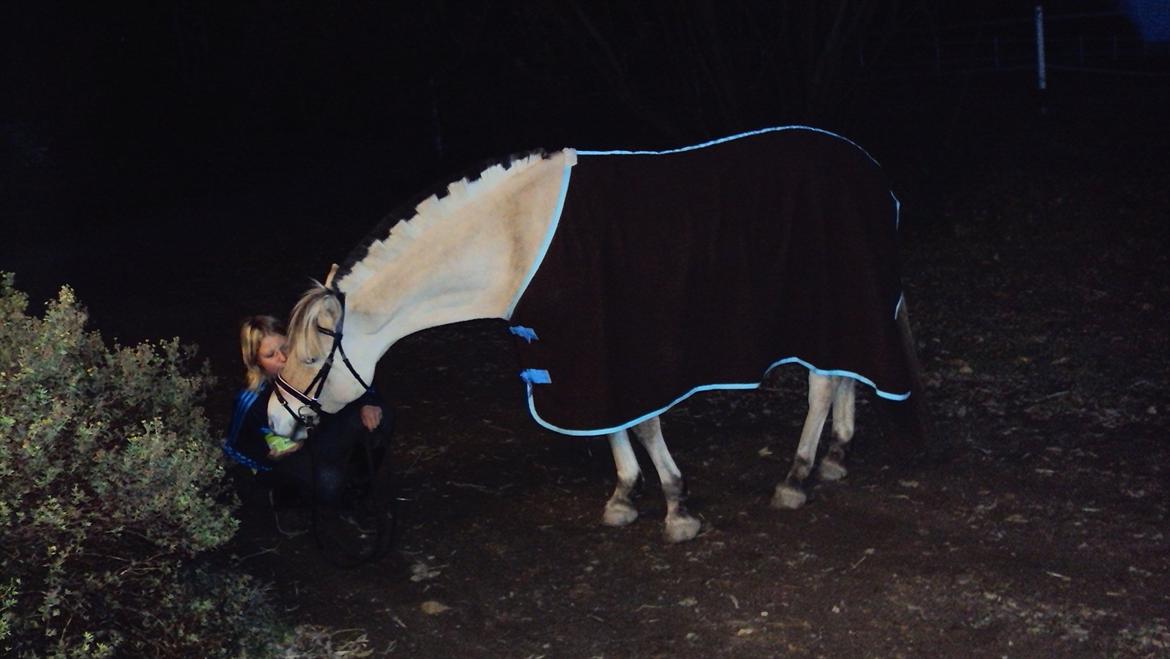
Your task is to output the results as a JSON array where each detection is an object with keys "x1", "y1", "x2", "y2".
[
  {"x1": 525, "y1": 357, "x2": 912, "y2": 437},
  {"x1": 577, "y1": 125, "x2": 883, "y2": 168},
  {"x1": 504, "y1": 161, "x2": 574, "y2": 320},
  {"x1": 520, "y1": 126, "x2": 910, "y2": 436}
]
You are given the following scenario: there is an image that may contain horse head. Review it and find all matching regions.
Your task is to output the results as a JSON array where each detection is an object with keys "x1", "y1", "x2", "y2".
[{"x1": 266, "y1": 282, "x2": 375, "y2": 438}]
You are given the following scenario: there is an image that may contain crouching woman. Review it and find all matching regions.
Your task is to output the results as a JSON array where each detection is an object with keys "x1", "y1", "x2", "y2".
[{"x1": 222, "y1": 315, "x2": 391, "y2": 515}]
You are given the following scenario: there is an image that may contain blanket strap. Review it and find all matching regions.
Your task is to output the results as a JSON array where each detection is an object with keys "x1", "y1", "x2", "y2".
[
  {"x1": 519, "y1": 369, "x2": 552, "y2": 385},
  {"x1": 509, "y1": 326, "x2": 540, "y2": 343}
]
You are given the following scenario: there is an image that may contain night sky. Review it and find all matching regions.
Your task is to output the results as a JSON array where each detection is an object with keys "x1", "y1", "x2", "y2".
[{"x1": 1, "y1": 1, "x2": 1164, "y2": 362}]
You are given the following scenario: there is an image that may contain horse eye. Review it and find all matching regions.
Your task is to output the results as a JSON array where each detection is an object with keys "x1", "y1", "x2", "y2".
[{"x1": 303, "y1": 356, "x2": 319, "y2": 365}]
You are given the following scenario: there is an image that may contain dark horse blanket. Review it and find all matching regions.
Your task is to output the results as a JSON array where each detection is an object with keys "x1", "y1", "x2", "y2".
[{"x1": 507, "y1": 127, "x2": 911, "y2": 436}]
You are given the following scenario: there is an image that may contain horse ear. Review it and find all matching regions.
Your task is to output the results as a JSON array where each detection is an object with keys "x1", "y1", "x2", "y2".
[{"x1": 324, "y1": 263, "x2": 339, "y2": 288}]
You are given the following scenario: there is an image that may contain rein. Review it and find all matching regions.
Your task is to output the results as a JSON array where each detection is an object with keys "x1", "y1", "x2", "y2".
[{"x1": 273, "y1": 288, "x2": 374, "y2": 429}]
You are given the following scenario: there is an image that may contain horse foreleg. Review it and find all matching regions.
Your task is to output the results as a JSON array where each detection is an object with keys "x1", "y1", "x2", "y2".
[
  {"x1": 772, "y1": 372, "x2": 834, "y2": 510},
  {"x1": 631, "y1": 416, "x2": 701, "y2": 543},
  {"x1": 818, "y1": 377, "x2": 856, "y2": 482},
  {"x1": 603, "y1": 429, "x2": 641, "y2": 527}
]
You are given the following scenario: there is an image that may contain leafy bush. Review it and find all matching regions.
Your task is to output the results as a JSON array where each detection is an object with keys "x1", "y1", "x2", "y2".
[{"x1": 0, "y1": 274, "x2": 282, "y2": 657}]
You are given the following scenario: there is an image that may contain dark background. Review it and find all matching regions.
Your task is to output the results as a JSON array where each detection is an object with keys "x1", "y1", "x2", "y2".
[{"x1": 1, "y1": 0, "x2": 1163, "y2": 373}]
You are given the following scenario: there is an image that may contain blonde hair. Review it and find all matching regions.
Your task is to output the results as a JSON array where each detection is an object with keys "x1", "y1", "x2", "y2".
[{"x1": 240, "y1": 315, "x2": 287, "y2": 391}]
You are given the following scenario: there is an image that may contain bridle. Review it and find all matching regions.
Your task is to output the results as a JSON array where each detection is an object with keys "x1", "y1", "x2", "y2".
[{"x1": 273, "y1": 288, "x2": 373, "y2": 429}]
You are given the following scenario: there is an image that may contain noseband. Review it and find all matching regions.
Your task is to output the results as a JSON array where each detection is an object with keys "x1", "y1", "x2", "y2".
[{"x1": 273, "y1": 288, "x2": 373, "y2": 429}]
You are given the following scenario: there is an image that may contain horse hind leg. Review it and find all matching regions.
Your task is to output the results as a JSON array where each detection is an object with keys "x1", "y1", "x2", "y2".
[
  {"x1": 772, "y1": 372, "x2": 834, "y2": 510},
  {"x1": 603, "y1": 430, "x2": 641, "y2": 527},
  {"x1": 818, "y1": 377, "x2": 856, "y2": 482},
  {"x1": 631, "y1": 416, "x2": 701, "y2": 543}
]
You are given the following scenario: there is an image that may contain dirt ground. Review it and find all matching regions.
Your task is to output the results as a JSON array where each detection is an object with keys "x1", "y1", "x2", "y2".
[{"x1": 8, "y1": 76, "x2": 1168, "y2": 657}]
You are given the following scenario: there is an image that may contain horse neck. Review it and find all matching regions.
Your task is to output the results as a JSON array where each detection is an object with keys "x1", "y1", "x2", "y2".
[{"x1": 339, "y1": 149, "x2": 574, "y2": 353}]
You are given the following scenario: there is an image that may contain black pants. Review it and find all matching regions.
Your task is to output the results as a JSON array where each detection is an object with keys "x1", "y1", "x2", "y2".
[{"x1": 261, "y1": 405, "x2": 393, "y2": 507}]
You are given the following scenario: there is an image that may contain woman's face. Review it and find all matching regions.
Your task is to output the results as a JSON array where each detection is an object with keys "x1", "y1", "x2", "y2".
[{"x1": 257, "y1": 333, "x2": 288, "y2": 377}]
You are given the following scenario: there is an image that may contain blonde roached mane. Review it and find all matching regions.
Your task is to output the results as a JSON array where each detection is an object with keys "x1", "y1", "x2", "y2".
[
  {"x1": 337, "y1": 149, "x2": 557, "y2": 291},
  {"x1": 287, "y1": 283, "x2": 343, "y2": 361}
]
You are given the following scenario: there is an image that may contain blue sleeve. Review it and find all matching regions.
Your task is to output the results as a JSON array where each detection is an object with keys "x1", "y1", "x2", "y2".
[{"x1": 222, "y1": 389, "x2": 271, "y2": 472}]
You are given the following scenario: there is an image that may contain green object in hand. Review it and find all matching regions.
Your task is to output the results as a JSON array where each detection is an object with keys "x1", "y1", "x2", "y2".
[{"x1": 265, "y1": 432, "x2": 298, "y2": 453}]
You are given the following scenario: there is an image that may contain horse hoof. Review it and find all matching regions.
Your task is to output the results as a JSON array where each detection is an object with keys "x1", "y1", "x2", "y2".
[
  {"x1": 818, "y1": 459, "x2": 847, "y2": 482},
  {"x1": 603, "y1": 499, "x2": 639, "y2": 527},
  {"x1": 664, "y1": 514, "x2": 701, "y2": 543},
  {"x1": 771, "y1": 484, "x2": 807, "y2": 510}
]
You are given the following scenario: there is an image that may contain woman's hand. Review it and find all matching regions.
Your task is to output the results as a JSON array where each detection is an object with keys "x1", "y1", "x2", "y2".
[{"x1": 360, "y1": 405, "x2": 383, "y2": 431}]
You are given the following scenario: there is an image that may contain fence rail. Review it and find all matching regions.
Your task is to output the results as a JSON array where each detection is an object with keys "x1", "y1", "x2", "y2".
[{"x1": 872, "y1": 6, "x2": 1170, "y2": 82}]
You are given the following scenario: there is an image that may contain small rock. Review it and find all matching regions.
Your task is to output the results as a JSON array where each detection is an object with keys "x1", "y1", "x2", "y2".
[
  {"x1": 410, "y1": 562, "x2": 442, "y2": 582},
  {"x1": 420, "y1": 601, "x2": 450, "y2": 615}
]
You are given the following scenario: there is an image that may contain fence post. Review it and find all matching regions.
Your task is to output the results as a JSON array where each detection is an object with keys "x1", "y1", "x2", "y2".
[{"x1": 1035, "y1": 5, "x2": 1047, "y2": 91}]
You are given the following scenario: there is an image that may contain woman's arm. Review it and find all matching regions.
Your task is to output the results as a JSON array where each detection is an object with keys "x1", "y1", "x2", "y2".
[{"x1": 222, "y1": 389, "x2": 270, "y2": 471}]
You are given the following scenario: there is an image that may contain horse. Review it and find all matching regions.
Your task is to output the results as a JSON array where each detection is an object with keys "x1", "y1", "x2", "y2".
[{"x1": 267, "y1": 126, "x2": 928, "y2": 543}]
